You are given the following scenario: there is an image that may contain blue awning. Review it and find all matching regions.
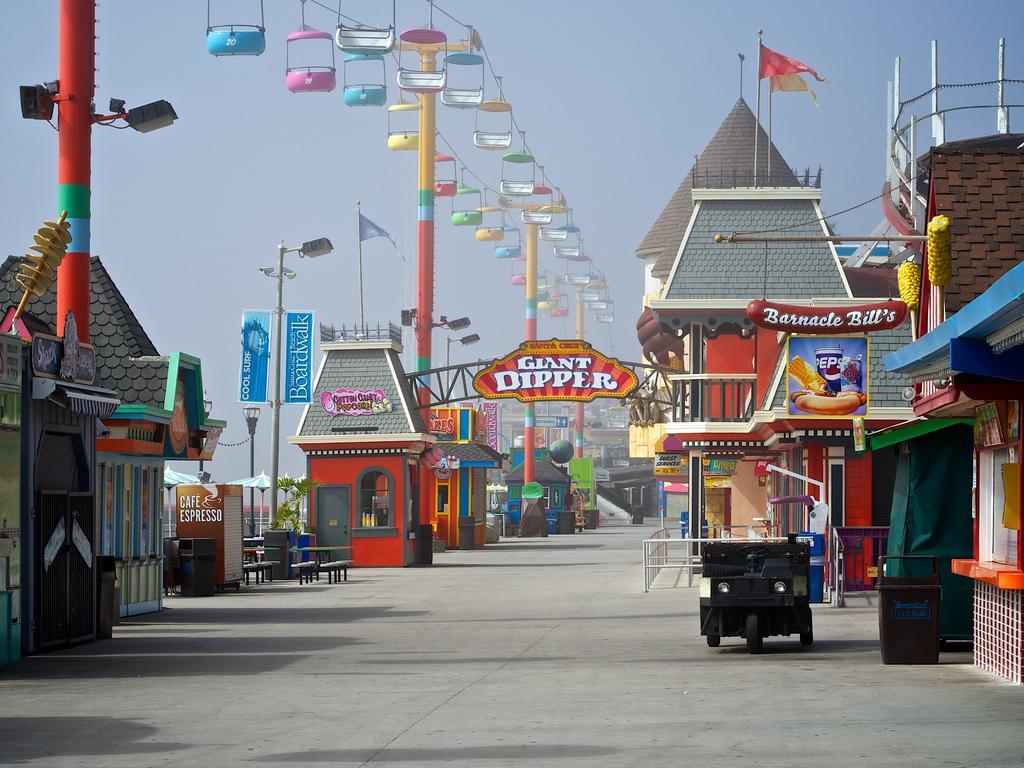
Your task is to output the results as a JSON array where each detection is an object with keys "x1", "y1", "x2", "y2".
[{"x1": 884, "y1": 261, "x2": 1024, "y2": 381}]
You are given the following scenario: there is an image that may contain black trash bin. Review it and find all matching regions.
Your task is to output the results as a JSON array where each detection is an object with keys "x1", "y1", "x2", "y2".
[
  {"x1": 878, "y1": 555, "x2": 942, "y2": 665},
  {"x1": 179, "y1": 538, "x2": 217, "y2": 597},
  {"x1": 418, "y1": 523, "x2": 434, "y2": 565},
  {"x1": 262, "y1": 530, "x2": 293, "y2": 580},
  {"x1": 557, "y1": 510, "x2": 575, "y2": 534},
  {"x1": 458, "y1": 518, "x2": 476, "y2": 551},
  {"x1": 96, "y1": 556, "x2": 118, "y2": 639}
]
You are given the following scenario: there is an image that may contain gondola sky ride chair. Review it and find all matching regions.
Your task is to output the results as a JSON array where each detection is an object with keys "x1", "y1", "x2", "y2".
[
  {"x1": 451, "y1": 182, "x2": 483, "y2": 226},
  {"x1": 397, "y1": 27, "x2": 447, "y2": 93},
  {"x1": 474, "y1": 88, "x2": 514, "y2": 150},
  {"x1": 511, "y1": 259, "x2": 526, "y2": 286},
  {"x1": 343, "y1": 53, "x2": 387, "y2": 106},
  {"x1": 475, "y1": 204, "x2": 506, "y2": 242},
  {"x1": 286, "y1": 2, "x2": 336, "y2": 93},
  {"x1": 540, "y1": 208, "x2": 574, "y2": 242},
  {"x1": 551, "y1": 302, "x2": 570, "y2": 318},
  {"x1": 335, "y1": 0, "x2": 396, "y2": 54},
  {"x1": 500, "y1": 141, "x2": 536, "y2": 197},
  {"x1": 387, "y1": 102, "x2": 419, "y2": 150},
  {"x1": 207, "y1": 0, "x2": 266, "y2": 56},
  {"x1": 435, "y1": 154, "x2": 457, "y2": 197},
  {"x1": 441, "y1": 48, "x2": 485, "y2": 108},
  {"x1": 495, "y1": 226, "x2": 522, "y2": 259}
]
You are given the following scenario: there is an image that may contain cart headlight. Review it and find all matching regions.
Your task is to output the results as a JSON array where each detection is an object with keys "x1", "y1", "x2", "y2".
[
  {"x1": 717, "y1": 582, "x2": 731, "y2": 594},
  {"x1": 773, "y1": 580, "x2": 787, "y2": 594}
]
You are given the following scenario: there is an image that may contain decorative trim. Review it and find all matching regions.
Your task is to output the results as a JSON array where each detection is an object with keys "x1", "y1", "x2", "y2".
[
  {"x1": 384, "y1": 349, "x2": 417, "y2": 433},
  {"x1": 661, "y1": 200, "x2": 701, "y2": 300},
  {"x1": 691, "y1": 187, "x2": 822, "y2": 201},
  {"x1": 289, "y1": 432, "x2": 435, "y2": 445},
  {"x1": 815, "y1": 199, "x2": 853, "y2": 298},
  {"x1": 308, "y1": 447, "x2": 407, "y2": 457},
  {"x1": 321, "y1": 340, "x2": 402, "y2": 353},
  {"x1": 296, "y1": 351, "x2": 329, "y2": 437}
]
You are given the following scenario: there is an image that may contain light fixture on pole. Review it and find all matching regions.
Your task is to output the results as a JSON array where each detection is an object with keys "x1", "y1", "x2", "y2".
[
  {"x1": 243, "y1": 405, "x2": 261, "y2": 536},
  {"x1": 263, "y1": 237, "x2": 333, "y2": 525},
  {"x1": 445, "y1": 332, "x2": 480, "y2": 368}
]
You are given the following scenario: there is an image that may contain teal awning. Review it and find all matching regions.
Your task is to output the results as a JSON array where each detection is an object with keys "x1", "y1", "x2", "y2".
[{"x1": 867, "y1": 418, "x2": 973, "y2": 452}]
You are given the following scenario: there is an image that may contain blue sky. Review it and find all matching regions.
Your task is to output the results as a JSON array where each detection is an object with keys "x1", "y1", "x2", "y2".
[{"x1": 2, "y1": 1, "x2": 1021, "y2": 481}]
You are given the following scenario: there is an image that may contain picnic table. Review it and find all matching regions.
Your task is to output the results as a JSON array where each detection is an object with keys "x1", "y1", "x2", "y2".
[{"x1": 291, "y1": 546, "x2": 354, "y2": 584}]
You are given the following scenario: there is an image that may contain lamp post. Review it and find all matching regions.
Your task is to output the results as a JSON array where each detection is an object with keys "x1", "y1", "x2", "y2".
[
  {"x1": 262, "y1": 237, "x2": 333, "y2": 525},
  {"x1": 243, "y1": 405, "x2": 261, "y2": 536},
  {"x1": 445, "y1": 332, "x2": 480, "y2": 369}
]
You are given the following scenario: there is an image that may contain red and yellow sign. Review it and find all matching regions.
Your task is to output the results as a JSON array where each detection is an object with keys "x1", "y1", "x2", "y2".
[{"x1": 473, "y1": 339, "x2": 638, "y2": 403}]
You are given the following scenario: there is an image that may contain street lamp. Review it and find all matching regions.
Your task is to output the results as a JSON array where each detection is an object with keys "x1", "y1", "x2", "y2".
[
  {"x1": 243, "y1": 405, "x2": 261, "y2": 537},
  {"x1": 446, "y1": 333, "x2": 480, "y2": 388},
  {"x1": 263, "y1": 237, "x2": 334, "y2": 525}
]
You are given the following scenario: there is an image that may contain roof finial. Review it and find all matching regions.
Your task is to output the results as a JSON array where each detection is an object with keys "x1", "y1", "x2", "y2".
[{"x1": 738, "y1": 52, "x2": 746, "y2": 100}]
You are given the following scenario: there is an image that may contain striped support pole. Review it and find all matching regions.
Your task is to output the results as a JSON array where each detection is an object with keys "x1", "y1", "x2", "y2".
[
  {"x1": 575, "y1": 288, "x2": 585, "y2": 457},
  {"x1": 416, "y1": 51, "x2": 438, "y2": 534},
  {"x1": 524, "y1": 221, "x2": 539, "y2": 483},
  {"x1": 57, "y1": 0, "x2": 95, "y2": 341}
]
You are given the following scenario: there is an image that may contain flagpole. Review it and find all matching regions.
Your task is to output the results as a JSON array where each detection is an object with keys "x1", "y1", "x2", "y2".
[
  {"x1": 767, "y1": 83, "x2": 773, "y2": 185},
  {"x1": 754, "y1": 30, "x2": 763, "y2": 188},
  {"x1": 356, "y1": 200, "x2": 365, "y2": 331}
]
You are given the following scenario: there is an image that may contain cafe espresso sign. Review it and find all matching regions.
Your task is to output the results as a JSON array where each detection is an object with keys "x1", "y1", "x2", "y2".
[
  {"x1": 746, "y1": 299, "x2": 907, "y2": 334},
  {"x1": 473, "y1": 339, "x2": 638, "y2": 403}
]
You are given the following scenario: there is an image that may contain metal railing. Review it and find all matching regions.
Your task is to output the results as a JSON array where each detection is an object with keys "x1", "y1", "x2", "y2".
[
  {"x1": 320, "y1": 322, "x2": 402, "y2": 344},
  {"x1": 669, "y1": 374, "x2": 757, "y2": 423},
  {"x1": 831, "y1": 526, "x2": 889, "y2": 607},
  {"x1": 691, "y1": 164, "x2": 822, "y2": 190},
  {"x1": 642, "y1": 528, "x2": 782, "y2": 592}
]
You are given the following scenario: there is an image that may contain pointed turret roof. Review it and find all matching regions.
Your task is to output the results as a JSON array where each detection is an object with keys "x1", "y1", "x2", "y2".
[{"x1": 636, "y1": 99, "x2": 799, "y2": 280}]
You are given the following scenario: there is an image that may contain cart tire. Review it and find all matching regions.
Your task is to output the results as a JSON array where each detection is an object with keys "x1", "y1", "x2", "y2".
[
  {"x1": 745, "y1": 612, "x2": 763, "y2": 654},
  {"x1": 706, "y1": 634, "x2": 721, "y2": 648},
  {"x1": 800, "y1": 628, "x2": 813, "y2": 646}
]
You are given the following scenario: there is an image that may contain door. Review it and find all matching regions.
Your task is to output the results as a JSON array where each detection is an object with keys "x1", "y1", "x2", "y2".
[
  {"x1": 38, "y1": 491, "x2": 96, "y2": 649},
  {"x1": 315, "y1": 486, "x2": 351, "y2": 549},
  {"x1": 828, "y1": 459, "x2": 845, "y2": 527}
]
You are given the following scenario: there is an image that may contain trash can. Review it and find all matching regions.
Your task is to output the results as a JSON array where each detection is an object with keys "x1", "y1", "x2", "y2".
[
  {"x1": 179, "y1": 538, "x2": 217, "y2": 597},
  {"x1": 96, "y1": 556, "x2": 118, "y2": 639},
  {"x1": 163, "y1": 538, "x2": 180, "y2": 596},
  {"x1": 418, "y1": 523, "x2": 434, "y2": 565},
  {"x1": 458, "y1": 517, "x2": 476, "y2": 551},
  {"x1": 263, "y1": 530, "x2": 292, "y2": 580},
  {"x1": 557, "y1": 510, "x2": 575, "y2": 535},
  {"x1": 878, "y1": 555, "x2": 941, "y2": 665},
  {"x1": 545, "y1": 512, "x2": 559, "y2": 535},
  {"x1": 797, "y1": 532, "x2": 826, "y2": 603}
]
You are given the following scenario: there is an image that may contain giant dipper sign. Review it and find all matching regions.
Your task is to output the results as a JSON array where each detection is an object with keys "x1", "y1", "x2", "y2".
[
  {"x1": 473, "y1": 339, "x2": 638, "y2": 403},
  {"x1": 746, "y1": 299, "x2": 908, "y2": 334}
]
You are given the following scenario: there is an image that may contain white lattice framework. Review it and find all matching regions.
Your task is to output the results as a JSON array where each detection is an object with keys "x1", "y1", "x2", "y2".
[{"x1": 974, "y1": 581, "x2": 1024, "y2": 685}]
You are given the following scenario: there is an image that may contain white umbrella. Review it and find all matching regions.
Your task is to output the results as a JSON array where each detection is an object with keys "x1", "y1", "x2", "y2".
[
  {"x1": 163, "y1": 468, "x2": 200, "y2": 488},
  {"x1": 226, "y1": 472, "x2": 273, "y2": 489}
]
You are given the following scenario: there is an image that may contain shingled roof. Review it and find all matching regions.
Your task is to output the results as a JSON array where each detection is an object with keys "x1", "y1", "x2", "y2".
[
  {"x1": 928, "y1": 140, "x2": 1024, "y2": 314},
  {"x1": 637, "y1": 99, "x2": 800, "y2": 280},
  {"x1": 662, "y1": 198, "x2": 850, "y2": 301},
  {"x1": 0, "y1": 255, "x2": 166, "y2": 406}
]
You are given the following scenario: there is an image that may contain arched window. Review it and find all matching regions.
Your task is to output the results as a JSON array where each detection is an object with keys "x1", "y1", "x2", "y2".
[{"x1": 358, "y1": 469, "x2": 393, "y2": 528}]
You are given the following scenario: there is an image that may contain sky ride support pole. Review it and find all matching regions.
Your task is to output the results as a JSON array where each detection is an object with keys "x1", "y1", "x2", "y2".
[
  {"x1": 57, "y1": 0, "x2": 95, "y2": 340},
  {"x1": 574, "y1": 288, "x2": 585, "y2": 458},
  {"x1": 416, "y1": 49, "x2": 438, "y2": 535},
  {"x1": 524, "y1": 221, "x2": 539, "y2": 484}
]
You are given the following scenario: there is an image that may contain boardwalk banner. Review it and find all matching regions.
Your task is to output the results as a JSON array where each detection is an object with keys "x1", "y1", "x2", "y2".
[
  {"x1": 238, "y1": 310, "x2": 271, "y2": 404},
  {"x1": 284, "y1": 311, "x2": 315, "y2": 403}
]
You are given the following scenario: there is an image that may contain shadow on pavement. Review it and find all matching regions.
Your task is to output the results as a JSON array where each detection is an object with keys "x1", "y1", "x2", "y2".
[
  {"x1": 0, "y1": 717, "x2": 186, "y2": 764},
  {"x1": 428, "y1": 562, "x2": 607, "y2": 569},
  {"x1": 484, "y1": 542, "x2": 605, "y2": 551},
  {"x1": 143, "y1": 605, "x2": 429, "y2": 625},
  {"x1": 255, "y1": 744, "x2": 620, "y2": 763}
]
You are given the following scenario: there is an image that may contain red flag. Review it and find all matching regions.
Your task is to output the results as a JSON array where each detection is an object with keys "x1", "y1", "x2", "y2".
[{"x1": 759, "y1": 44, "x2": 825, "y2": 82}]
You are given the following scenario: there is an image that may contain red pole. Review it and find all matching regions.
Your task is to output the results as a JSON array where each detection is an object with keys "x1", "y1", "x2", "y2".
[{"x1": 57, "y1": 0, "x2": 95, "y2": 341}]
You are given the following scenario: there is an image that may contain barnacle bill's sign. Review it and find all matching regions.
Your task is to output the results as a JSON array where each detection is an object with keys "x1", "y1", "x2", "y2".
[
  {"x1": 746, "y1": 299, "x2": 907, "y2": 334},
  {"x1": 473, "y1": 339, "x2": 638, "y2": 403}
]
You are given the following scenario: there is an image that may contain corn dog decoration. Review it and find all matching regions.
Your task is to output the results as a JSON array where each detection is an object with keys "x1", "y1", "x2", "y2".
[{"x1": 787, "y1": 349, "x2": 867, "y2": 416}]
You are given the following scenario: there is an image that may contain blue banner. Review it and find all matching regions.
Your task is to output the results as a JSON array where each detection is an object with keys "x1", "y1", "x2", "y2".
[
  {"x1": 284, "y1": 311, "x2": 316, "y2": 404},
  {"x1": 239, "y1": 311, "x2": 271, "y2": 403}
]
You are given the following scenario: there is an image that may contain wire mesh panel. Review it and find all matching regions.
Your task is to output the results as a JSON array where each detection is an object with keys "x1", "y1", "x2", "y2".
[
  {"x1": 974, "y1": 581, "x2": 1024, "y2": 685},
  {"x1": 38, "y1": 491, "x2": 68, "y2": 650},
  {"x1": 68, "y1": 492, "x2": 96, "y2": 643}
]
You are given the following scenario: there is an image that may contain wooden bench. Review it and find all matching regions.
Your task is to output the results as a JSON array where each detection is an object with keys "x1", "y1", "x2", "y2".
[{"x1": 319, "y1": 560, "x2": 353, "y2": 584}]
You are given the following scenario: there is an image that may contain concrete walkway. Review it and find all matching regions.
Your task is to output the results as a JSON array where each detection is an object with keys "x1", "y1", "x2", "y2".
[{"x1": 2, "y1": 522, "x2": 1021, "y2": 767}]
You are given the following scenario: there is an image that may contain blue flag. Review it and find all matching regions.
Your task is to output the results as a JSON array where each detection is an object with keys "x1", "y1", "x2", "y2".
[
  {"x1": 358, "y1": 213, "x2": 404, "y2": 260},
  {"x1": 239, "y1": 310, "x2": 271, "y2": 403},
  {"x1": 284, "y1": 311, "x2": 315, "y2": 404}
]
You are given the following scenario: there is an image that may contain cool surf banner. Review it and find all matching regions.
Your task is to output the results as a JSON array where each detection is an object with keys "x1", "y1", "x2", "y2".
[
  {"x1": 284, "y1": 311, "x2": 315, "y2": 404},
  {"x1": 239, "y1": 310, "x2": 272, "y2": 404}
]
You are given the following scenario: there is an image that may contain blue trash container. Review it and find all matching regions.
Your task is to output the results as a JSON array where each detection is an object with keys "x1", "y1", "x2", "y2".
[
  {"x1": 797, "y1": 532, "x2": 826, "y2": 603},
  {"x1": 545, "y1": 512, "x2": 558, "y2": 535}
]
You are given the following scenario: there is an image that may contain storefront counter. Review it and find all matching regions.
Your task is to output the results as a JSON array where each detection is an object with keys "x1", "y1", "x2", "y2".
[{"x1": 952, "y1": 559, "x2": 1024, "y2": 590}]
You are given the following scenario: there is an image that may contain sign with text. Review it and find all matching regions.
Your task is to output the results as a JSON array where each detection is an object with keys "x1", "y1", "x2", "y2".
[
  {"x1": 31, "y1": 312, "x2": 96, "y2": 385},
  {"x1": 787, "y1": 335, "x2": 869, "y2": 418},
  {"x1": 702, "y1": 457, "x2": 738, "y2": 476},
  {"x1": 238, "y1": 310, "x2": 271, "y2": 404},
  {"x1": 321, "y1": 387, "x2": 393, "y2": 416},
  {"x1": 483, "y1": 402, "x2": 500, "y2": 452},
  {"x1": 748, "y1": 299, "x2": 907, "y2": 334},
  {"x1": 654, "y1": 452, "x2": 684, "y2": 476},
  {"x1": 473, "y1": 339, "x2": 637, "y2": 403},
  {"x1": 284, "y1": 311, "x2": 315, "y2": 403}
]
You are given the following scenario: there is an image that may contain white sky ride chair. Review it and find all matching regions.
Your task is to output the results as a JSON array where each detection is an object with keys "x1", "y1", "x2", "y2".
[{"x1": 335, "y1": 0, "x2": 396, "y2": 55}]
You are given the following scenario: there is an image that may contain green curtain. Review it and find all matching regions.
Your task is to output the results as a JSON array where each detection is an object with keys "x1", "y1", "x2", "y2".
[{"x1": 887, "y1": 424, "x2": 974, "y2": 640}]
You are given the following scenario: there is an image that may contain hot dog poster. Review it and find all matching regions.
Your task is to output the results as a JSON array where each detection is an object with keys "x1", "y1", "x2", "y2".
[{"x1": 786, "y1": 336, "x2": 869, "y2": 418}]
